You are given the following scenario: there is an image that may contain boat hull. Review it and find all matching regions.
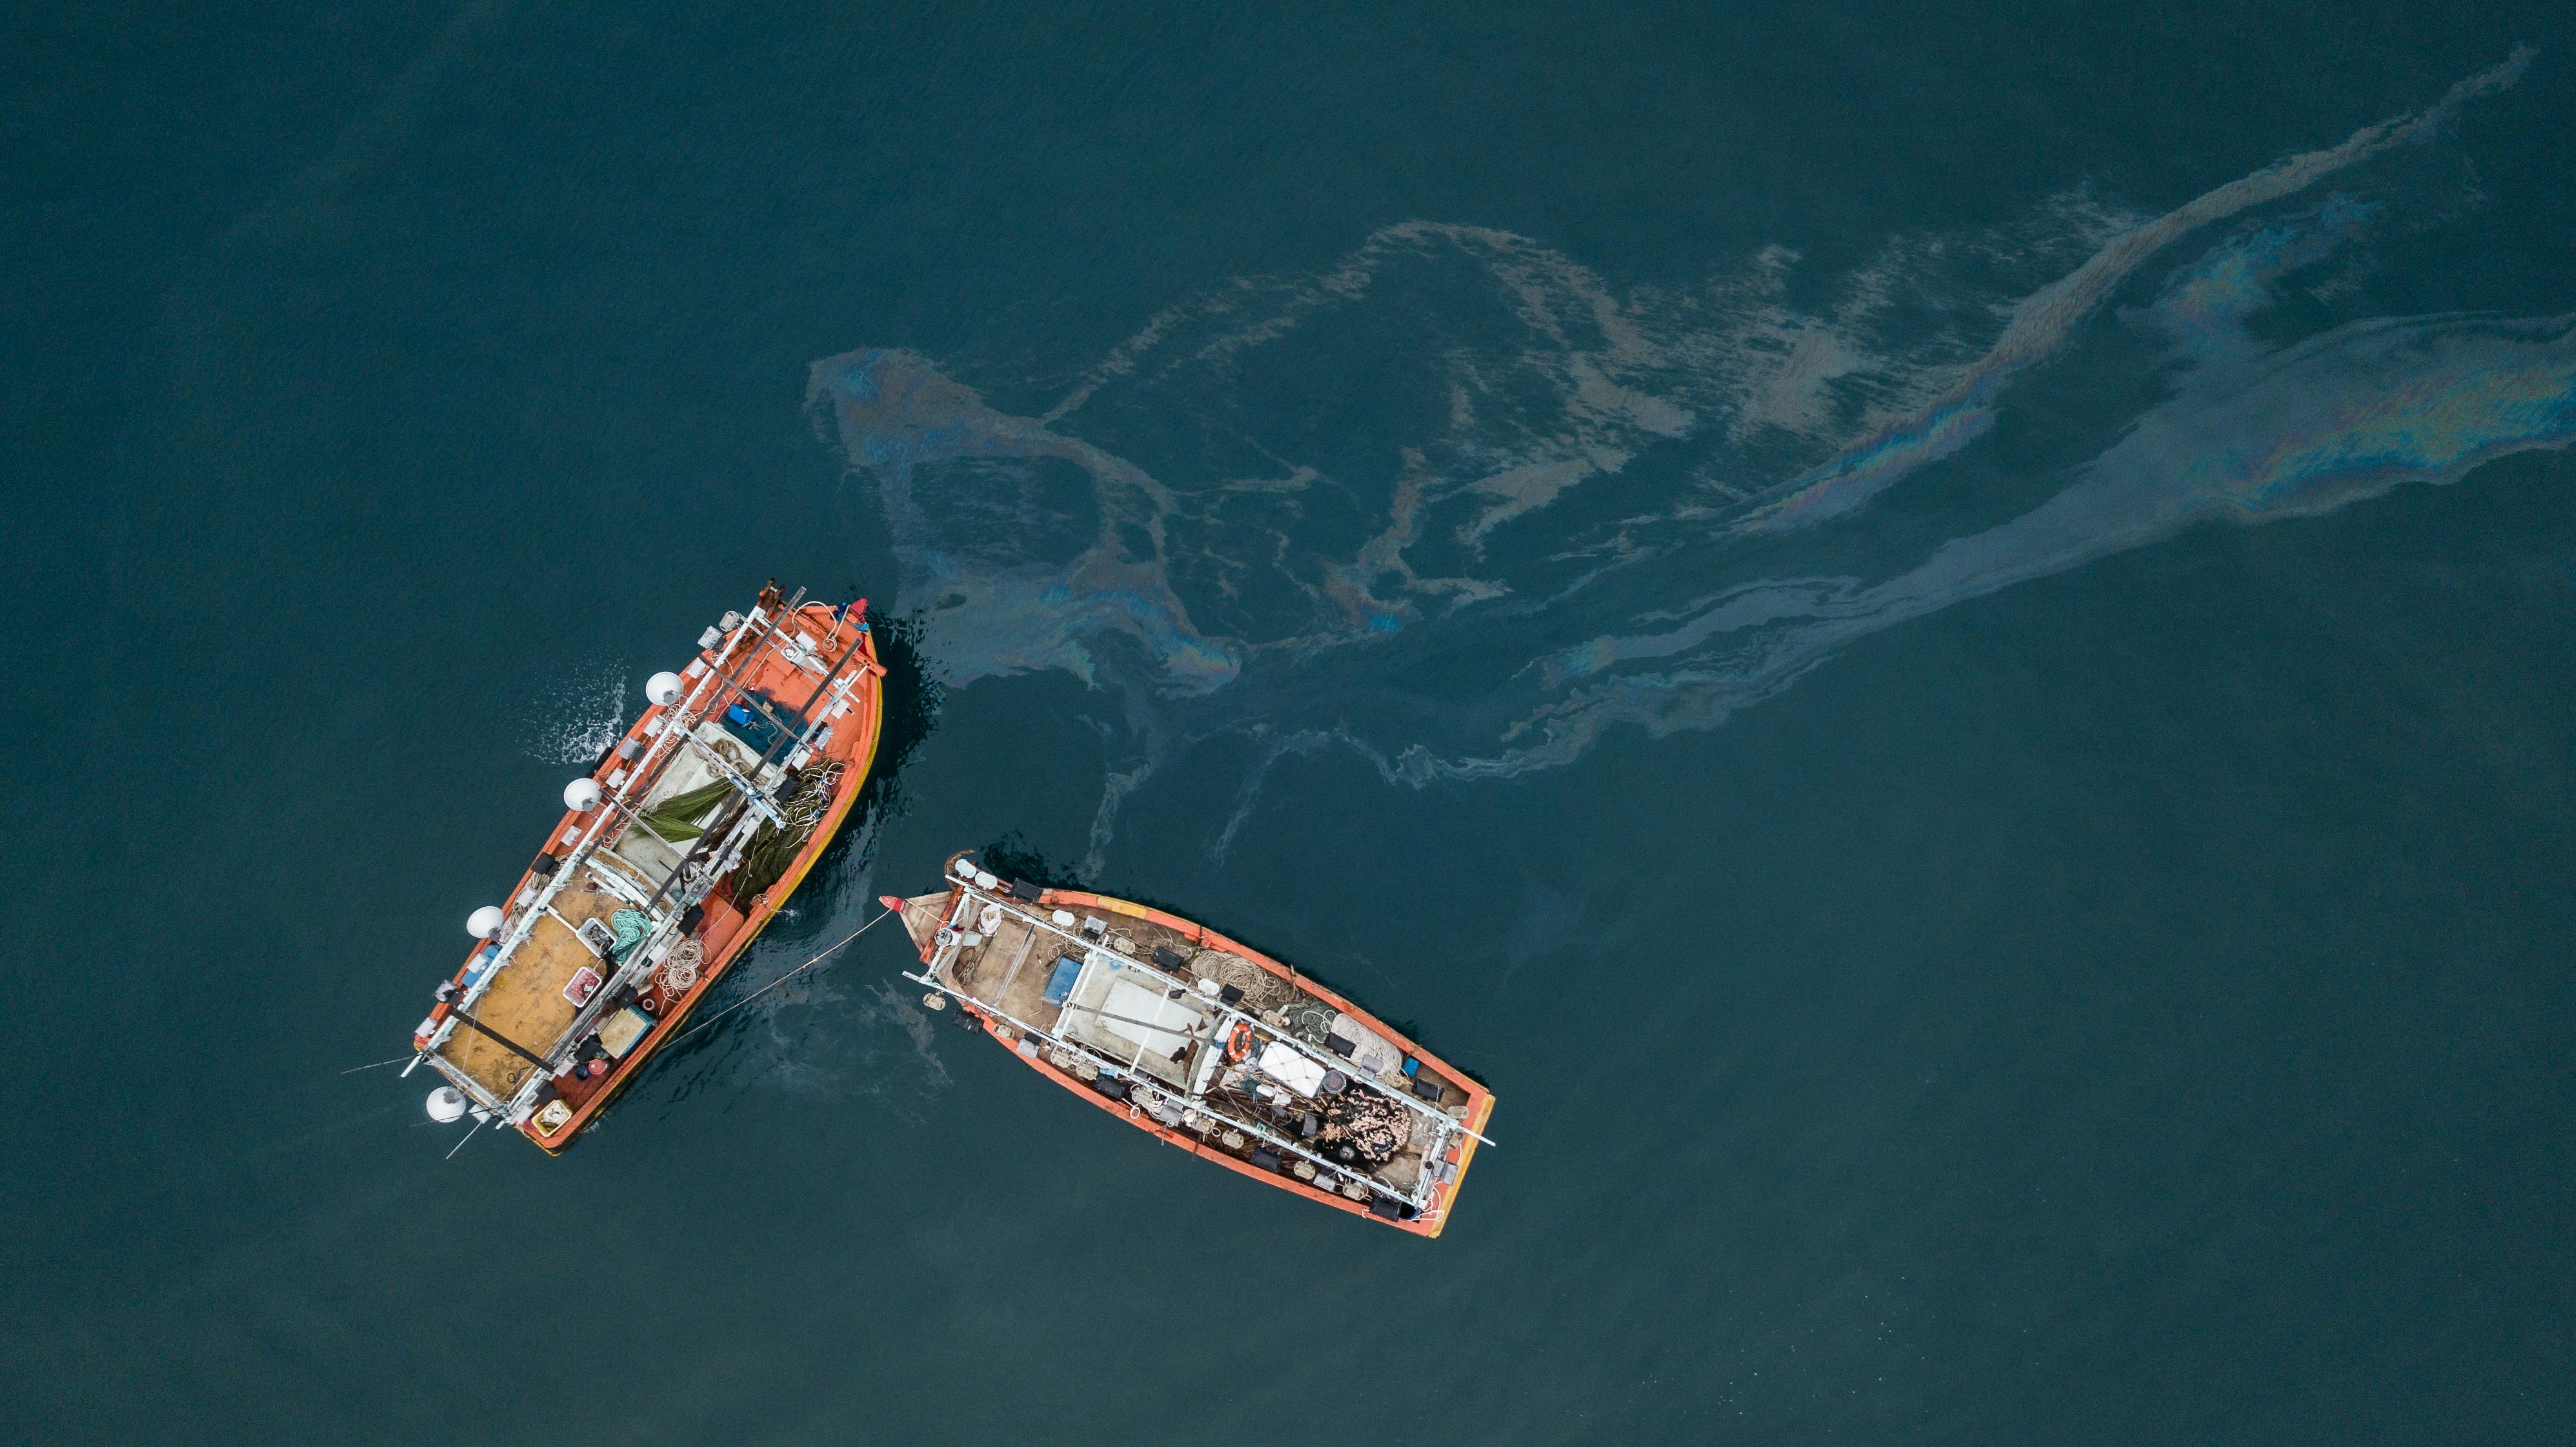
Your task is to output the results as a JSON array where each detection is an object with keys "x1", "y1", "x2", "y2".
[
  {"x1": 410, "y1": 596, "x2": 885, "y2": 1152},
  {"x1": 903, "y1": 877, "x2": 1493, "y2": 1237},
  {"x1": 525, "y1": 603, "x2": 885, "y2": 1151}
]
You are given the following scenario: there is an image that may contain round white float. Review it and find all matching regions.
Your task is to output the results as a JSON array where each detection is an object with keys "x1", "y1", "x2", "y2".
[
  {"x1": 645, "y1": 671, "x2": 685, "y2": 706},
  {"x1": 425, "y1": 1087, "x2": 468, "y2": 1124},
  {"x1": 563, "y1": 777, "x2": 603, "y2": 813},
  {"x1": 467, "y1": 905, "x2": 506, "y2": 938}
]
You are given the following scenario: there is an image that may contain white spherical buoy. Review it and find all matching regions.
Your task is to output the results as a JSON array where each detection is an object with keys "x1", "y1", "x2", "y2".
[
  {"x1": 426, "y1": 1086, "x2": 468, "y2": 1124},
  {"x1": 645, "y1": 671, "x2": 685, "y2": 706},
  {"x1": 467, "y1": 905, "x2": 506, "y2": 938},
  {"x1": 563, "y1": 777, "x2": 603, "y2": 813}
]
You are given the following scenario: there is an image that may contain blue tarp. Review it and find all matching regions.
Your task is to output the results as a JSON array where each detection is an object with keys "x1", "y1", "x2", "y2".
[{"x1": 1041, "y1": 955, "x2": 1083, "y2": 1005}]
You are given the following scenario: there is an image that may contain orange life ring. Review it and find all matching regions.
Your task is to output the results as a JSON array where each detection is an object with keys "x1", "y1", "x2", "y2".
[{"x1": 1225, "y1": 1022, "x2": 1254, "y2": 1063}]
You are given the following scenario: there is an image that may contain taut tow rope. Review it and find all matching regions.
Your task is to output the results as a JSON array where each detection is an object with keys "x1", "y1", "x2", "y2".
[
  {"x1": 674, "y1": 904, "x2": 899, "y2": 1046},
  {"x1": 339, "y1": 1055, "x2": 417, "y2": 1076}
]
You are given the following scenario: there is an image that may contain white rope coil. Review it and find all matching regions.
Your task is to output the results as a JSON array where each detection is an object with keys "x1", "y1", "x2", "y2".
[{"x1": 657, "y1": 939, "x2": 704, "y2": 994}]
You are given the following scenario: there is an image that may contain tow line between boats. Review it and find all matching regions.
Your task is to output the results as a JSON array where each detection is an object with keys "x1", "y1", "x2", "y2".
[{"x1": 671, "y1": 903, "x2": 899, "y2": 1046}]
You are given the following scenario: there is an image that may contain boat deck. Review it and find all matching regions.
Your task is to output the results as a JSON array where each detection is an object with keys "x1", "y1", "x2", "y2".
[
  {"x1": 945, "y1": 911, "x2": 1054, "y2": 1029},
  {"x1": 438, "y1": 874, "x2": 625, "y2": 1099},
  {"x1": 918, "y1": 880, "x2": 1489, "y2": 1229},
  {"x1": 938, "y1": 900, "x2": 1213, "y2": 1032},
  {"x1": 412, "y1": 594, "x2": 888, "y2": 1151}
]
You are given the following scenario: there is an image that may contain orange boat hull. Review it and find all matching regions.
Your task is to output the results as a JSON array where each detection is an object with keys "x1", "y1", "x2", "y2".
[
  {"x1": 527, "y1": 603, "x2": 885, "y2": 1151},
  {"x1": 414, "y1": 599, "x2": 885, "y2": 1151},
  {"x1": 905, "y1": 879, "x2": 1493, "y2": 1237}
]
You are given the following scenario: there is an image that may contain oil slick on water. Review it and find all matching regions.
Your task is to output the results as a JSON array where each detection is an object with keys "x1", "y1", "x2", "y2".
[{"x1": 808, "y1": 48, "x2": 2569, "y2": 870}]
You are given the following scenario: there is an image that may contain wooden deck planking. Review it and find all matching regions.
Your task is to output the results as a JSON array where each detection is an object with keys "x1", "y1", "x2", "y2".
[
  {"x1": 993, "y1": 927, "x2": 1065, "y2": 1031},
  {"x1": 439, "y1": 880, "x2": 625, "y2": 1097}
]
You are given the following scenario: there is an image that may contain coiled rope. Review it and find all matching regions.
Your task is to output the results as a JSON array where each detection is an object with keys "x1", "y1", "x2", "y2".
[{"x1": 657, "y1": 938, "x2": 704, "y2": 993}]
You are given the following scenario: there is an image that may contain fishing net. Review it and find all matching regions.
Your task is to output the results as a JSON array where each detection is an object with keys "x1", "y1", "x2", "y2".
[
  {"x1": 728, "y1": 762, "x2": 844, "y2": 904},
  {"x1": 1192, "y1": 947, "x2": 1292, "y2": 1014},
  {"x1": 635, "y1": 780, "x2": 734, "y2": 842},
  {"x1": 1279, "y1": 997, "x2": 1338, "y2": 1047},
  {"x1": 1318, "y1": 1090, "x2": 1412, "y2": 1166}
]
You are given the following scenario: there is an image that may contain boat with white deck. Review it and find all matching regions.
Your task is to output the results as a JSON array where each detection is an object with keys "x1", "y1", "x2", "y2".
[{"x1": 887, "y1": 855, "x2": 1495, "y2": 1234}]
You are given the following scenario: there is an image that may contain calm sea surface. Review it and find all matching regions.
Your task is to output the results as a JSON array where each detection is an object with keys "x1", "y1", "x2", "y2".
[{"x1": 6, "y1": 4, "x2": 2575, "y2": 1442}]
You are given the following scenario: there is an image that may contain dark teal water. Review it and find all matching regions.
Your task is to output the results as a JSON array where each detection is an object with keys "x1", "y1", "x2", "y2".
[{"x1": 8, "y1": 5, "x2": 2575, "y2": 1442}]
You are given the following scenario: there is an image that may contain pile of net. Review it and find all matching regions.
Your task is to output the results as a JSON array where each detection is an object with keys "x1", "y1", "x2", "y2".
[
  {"x1": 634, "y1": 779, "x2": 734, "y2": 842},
  {"x1": 1279, "y1": 997, "x2": 1338, "y2": 1047},
  {"x1": 1318, "y1": 1089, "x2": 1412, "y2": 1167},
  {"x1": 608, "y1": 908, "x2": 652, "y2": 962},
  {"x1": 1192, "y1": 947, "x2": 1291, "y2": 1014},
  {"x1": 729, "y1": 762, "x2": 844, "y2": 905}
]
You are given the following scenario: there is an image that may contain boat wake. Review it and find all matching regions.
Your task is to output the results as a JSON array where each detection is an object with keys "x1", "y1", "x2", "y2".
[
  {"x1": 809, "y1": 48, "x2": 2568, "y2": 871},
  {"x1": 520, "y1": 660, "x2": 632, "y2": 765}
]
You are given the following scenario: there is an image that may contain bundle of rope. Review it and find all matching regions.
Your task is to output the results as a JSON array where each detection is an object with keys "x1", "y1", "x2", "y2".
[
  {"x1": 608, "y1": 909, "x2": 652, "y2": 961},
  {"x1": 656, "y1": 938, "x2": 704, "y2": 994},
  {"x1": 1280, "y1": 997, "x2": 1338, "y2": 1047}
]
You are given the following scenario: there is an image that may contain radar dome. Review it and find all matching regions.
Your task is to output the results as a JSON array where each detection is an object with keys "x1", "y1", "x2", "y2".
[
  {"x1": 645, "y1": 671, "x2": 684, "y2": 706},
  {"x1": 563, "y1": 778, "x2": 603, "y2": 813},
  {"x1": 426, "y1": 1087, "x2": 468, "y2": 1124},
  {"x1": 467, "y1": 905, "x2": 506, "y2": 938}
]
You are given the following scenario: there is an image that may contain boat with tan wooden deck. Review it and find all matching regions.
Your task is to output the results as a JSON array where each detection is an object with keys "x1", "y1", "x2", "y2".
[
  {"x1": 886, "y1": 855, "x2": 1496, "y2": 1235},
  {"x1": 407, "y1": 583, "x2": 885, "y2": 1151}
]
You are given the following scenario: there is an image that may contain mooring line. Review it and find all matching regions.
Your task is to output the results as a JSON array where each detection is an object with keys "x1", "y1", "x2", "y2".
[
  {"x1": 674, "y1": 904, "x2": 898, "y2": 1046},
  {"x1": 339, "y1": 1055, "x2": 417, "y2": 1076}
]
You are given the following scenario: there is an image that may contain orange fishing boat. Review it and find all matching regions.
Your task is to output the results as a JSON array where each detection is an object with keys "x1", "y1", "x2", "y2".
[
  {"x1": 408, "y1": 583, "x2": 885, "y2": 1151},
  {"x1": 887, "y1": 856, "x2": 1496, "y2": 1235}
]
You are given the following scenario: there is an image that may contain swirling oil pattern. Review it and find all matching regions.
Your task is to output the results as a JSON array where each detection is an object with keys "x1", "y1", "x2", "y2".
[{"x1": 809, "y1": 48, "x2": 2566, "y2": 869}]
